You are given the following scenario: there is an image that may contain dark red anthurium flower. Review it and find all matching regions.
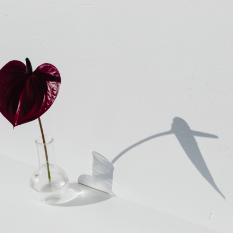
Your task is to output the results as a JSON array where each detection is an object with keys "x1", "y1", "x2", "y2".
[{"x1": 0, "y1": 58, "x2": 61, "y2": 127}]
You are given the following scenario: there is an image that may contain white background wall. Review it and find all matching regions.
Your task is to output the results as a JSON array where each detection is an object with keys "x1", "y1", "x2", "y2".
[{"x1": 1, "y1": 1, "x2": 233, "y2": 232}]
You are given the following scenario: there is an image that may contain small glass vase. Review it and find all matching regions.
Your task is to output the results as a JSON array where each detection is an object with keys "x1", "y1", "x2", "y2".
[{"x1": 29, "y1": 135, "x2": 69, "y2": 204}]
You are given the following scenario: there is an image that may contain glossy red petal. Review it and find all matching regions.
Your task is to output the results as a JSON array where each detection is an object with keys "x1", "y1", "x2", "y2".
[
  {"x1": 0, "y1": 60, "x2": 61, "y2": 127},
  {"x1": 0, "y1": 60, "x2": 26, "y2": 104},
  {"x1": 0, "y1": 60, "x2": 25, "y2": 77},
  {"x1": 0, "y1": 74, "x2": 27, "y2": 125},
  {"x1": 34, "y1": 63, "x2": 61, "y2": 82}
]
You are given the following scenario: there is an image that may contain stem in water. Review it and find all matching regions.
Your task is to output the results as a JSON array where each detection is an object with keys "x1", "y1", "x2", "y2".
[{"x1": 38, "y1": 117, "x2": 51, "y2": 182}]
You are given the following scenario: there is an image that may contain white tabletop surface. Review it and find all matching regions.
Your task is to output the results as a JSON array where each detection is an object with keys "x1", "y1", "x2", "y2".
[{"x1": 0, "y1": 155, "x2": 217, "y2": 233}]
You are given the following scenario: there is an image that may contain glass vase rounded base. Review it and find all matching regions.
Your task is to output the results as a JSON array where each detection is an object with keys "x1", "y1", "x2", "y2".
[{"x1": 29, "y1": 164, "x2": 69, "y2": 205}]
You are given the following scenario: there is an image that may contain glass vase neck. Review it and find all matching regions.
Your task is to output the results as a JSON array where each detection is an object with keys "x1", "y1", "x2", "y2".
[{"x1": 35, "y1": 135, "x2": 55, "y2": 167}]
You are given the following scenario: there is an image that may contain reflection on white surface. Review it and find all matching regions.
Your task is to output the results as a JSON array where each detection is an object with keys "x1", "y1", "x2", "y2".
[{"x1": 54, "y1": 182, "x2": 113, "y2": 207}]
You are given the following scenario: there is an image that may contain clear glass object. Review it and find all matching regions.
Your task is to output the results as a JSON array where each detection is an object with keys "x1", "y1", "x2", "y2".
[{"x1": 29, "y1": 135, "x2": 69, "y2": 204}]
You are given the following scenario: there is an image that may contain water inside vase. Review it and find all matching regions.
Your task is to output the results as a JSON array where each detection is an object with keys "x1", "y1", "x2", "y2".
[{"x1": 29, "y1": 170, "x2": 69, "y2": 205}]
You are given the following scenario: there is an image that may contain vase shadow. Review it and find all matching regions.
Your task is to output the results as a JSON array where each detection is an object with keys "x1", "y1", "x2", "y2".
[
  {"x1": 78, "y1": 152, "x2": 115, "y2": 195},
  {"x1": 53, "y1": 182, "x2": 113, "y2": 207}
]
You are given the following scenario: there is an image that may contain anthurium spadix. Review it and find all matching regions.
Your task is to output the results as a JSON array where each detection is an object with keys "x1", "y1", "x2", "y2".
[{"x1": 0, "y1": 58, "x2": 61, "y2": 127}]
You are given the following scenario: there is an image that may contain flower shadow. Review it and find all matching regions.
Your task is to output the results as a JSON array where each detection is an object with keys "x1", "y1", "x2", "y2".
[{"x1": 78, "y1": 117, "x2": 225, "y2": 199}]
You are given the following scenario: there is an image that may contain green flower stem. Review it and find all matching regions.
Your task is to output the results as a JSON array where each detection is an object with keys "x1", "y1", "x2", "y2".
[{"x1": 38, "y1": 117, "x2": 51, "y2": 182}]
